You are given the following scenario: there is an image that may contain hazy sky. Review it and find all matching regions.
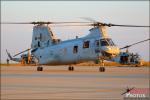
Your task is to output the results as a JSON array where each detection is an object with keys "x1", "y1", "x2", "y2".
[{"x1": 1, "y1": 1, "x2": 149, "y2": 63}]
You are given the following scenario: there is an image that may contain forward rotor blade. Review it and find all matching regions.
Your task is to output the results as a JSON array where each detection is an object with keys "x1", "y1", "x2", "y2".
[
  {"x1": 13, "y1": 48, "x2": 31, "y2": 57},
  {"x1": 79, "y1": 17, "x2": 150, "y2": 27},
  {"x1": 79, "y1": 17, "x2": 97, "y2": 22},
  {"x1": 120, "y1": 38, "x2": 150, "y2": 49},
  {"x1": 108, "y1": 23, "x2": 150, "y2": 27}
]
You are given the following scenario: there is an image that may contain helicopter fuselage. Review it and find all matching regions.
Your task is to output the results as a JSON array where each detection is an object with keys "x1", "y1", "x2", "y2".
[
  {"x1": 32, "y1": 37, "x2": 120, "y2": 65},
  {"x1": 28, "y1": 25, "x2": 120, "y2": 65}
]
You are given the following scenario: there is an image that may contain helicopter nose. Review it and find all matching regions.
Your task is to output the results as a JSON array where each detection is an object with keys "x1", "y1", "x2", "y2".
[{"x1": 105, "y1": 46, "x2": 120, "y2": 55}]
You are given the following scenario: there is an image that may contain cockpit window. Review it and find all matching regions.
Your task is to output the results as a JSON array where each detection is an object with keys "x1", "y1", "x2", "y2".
[
  {"x1": 100, "y1": 39, "x2": 109, "y2": 46},
  {"x1": 100, "y1": 38, "x2": 115, "y2": 46},
  {"x1": 107, "y1": 39, "x2": 115, "y2": 46}
]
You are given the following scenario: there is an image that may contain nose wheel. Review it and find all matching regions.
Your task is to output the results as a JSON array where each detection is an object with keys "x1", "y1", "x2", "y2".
[
  {"x1": 37, "y1": 66, "x2": 43, "y2": 71},
  {"x1": 96, "y1": 58, "x2": 105, "y2": 72}
]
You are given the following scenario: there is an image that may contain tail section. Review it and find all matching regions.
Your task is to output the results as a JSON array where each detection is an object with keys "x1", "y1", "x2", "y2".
[{"x1": 6, "y1": 49, "x2": 21, "y2": 62}]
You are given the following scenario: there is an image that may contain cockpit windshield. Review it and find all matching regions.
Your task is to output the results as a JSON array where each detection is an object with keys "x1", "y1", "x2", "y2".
[
  {"x1": 100, "y1": 39, "x2": 109, "y2": 46},
  {"x1": 107, "y1": 38, "x2": 115, "y2": 46},
  {"x1": 100, "y1": 38, "x2": 115, "y2": 46}
]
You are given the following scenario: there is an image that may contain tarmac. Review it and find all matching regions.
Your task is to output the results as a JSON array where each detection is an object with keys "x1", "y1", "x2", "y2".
[{"x1": 1, "y1": 65, "x2": 149, "y2": 99}]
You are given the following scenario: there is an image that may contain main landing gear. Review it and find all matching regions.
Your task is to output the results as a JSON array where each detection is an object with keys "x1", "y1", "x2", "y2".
[
  {"x1": 37, "y1": 66, "x2": 43, "y2": 71},
  {"x1": 99, "y1": 67, "x2": 105, "y2": 72},
  {"x1": 36, "y1": 65, "x2": 104, "y2": 72},
  {"x1": 97, "y1": 58, "x2": 105, "y2": 72},
  {"x1": 99, "y1": 60, "x2": 105, "y2": 72},
  {"x1": 68, "y1": 65, "x2": 74, "y2": 71}
]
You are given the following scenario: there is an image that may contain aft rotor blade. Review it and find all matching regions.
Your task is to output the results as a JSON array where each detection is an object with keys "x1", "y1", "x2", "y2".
[
  {"x1": 120, "y1": 38, "x2": 150, "y2": 49},
  {"x1": 1, "y1": 22, "x2": 91, "y2": 25},
  {"x1": 1, "y1": 22, "x2": 33, "y2": 24},
  {"x1": 13, "y1": 48, "x2": 31, "y2": 57},
  {"x1": 50, "y1": 22, "x2": 90, "y2": 24},
  {"x1": 51, "y1": 24, "x2": 92, "y2": 27}
]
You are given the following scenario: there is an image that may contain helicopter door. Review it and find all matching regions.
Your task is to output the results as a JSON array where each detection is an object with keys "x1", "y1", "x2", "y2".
[
  {"x1": 95, "y1": 40, "x2": 100, "y2": 47},
  {"x1": 82, "y1": 40, "x2": 93, "y2": 59},
  {"x1": 73, "y1": 46, "x2": 78, "y2": 54},
  {"x1": 72, "y1": 45, "x2": 79, "y2": 63},
  {"x1": 95, "y1": 40, "x2": 100, "y2": 53}
]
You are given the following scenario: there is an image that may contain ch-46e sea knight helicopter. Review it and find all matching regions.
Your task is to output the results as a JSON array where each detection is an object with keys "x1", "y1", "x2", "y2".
[{"x1": 3, "y1": 20, "x2": 150, "y2": 71}]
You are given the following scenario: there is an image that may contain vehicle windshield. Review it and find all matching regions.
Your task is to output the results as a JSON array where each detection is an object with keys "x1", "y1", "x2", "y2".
[
  {"x1": 107, "y1": 38, "x2": 115, "y2": 46},
  {"x1": 100, "y1": 38, "x2": 115, "y2": 46},
  {"x1": 100, "y1": 39, "x2": 109, "y2": 46}
]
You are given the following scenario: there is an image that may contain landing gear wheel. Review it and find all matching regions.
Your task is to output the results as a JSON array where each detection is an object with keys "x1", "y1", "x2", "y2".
[
  {"x1": 71, "y1": 66, "x2": 74, "y2": 71},
  {"x1": 68, "y1": 66, "x2": 74, "y2": 71},
  {"x1": 37, "y1": 66, "x2": 43, "y2": 71},
  {"x1": 68, "y1": 66, "x2": 71, "y2": 71},
  {"x1": 99, "y1": 67, "x2": 105, "y2": 72}
]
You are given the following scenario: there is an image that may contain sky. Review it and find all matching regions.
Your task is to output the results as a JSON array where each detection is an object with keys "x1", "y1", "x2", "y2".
[{"x1": 1, "y1": 1, "x2": 149, "y2": 63}]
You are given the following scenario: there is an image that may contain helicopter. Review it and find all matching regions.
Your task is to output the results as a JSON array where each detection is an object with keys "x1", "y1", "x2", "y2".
[
  {"x1": 119, "y1": 39, "x2": 150, "y2": 65},
  {"x1": 3, "y1": 20, "x2": 150, "y2": 71}
]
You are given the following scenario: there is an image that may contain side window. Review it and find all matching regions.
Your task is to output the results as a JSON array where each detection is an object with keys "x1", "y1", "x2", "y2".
[
  {"x1": 73, "y1": 46, "x2": 78, "y2": 54},
  {"x1": 83, "y1": 41, "x2": 90, "y2": 48}
]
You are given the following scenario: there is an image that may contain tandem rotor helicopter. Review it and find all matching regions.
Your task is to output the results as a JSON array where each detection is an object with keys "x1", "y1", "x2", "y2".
[{"x1": 2, "y1": 19, "x2": 150, "y2": 71}]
